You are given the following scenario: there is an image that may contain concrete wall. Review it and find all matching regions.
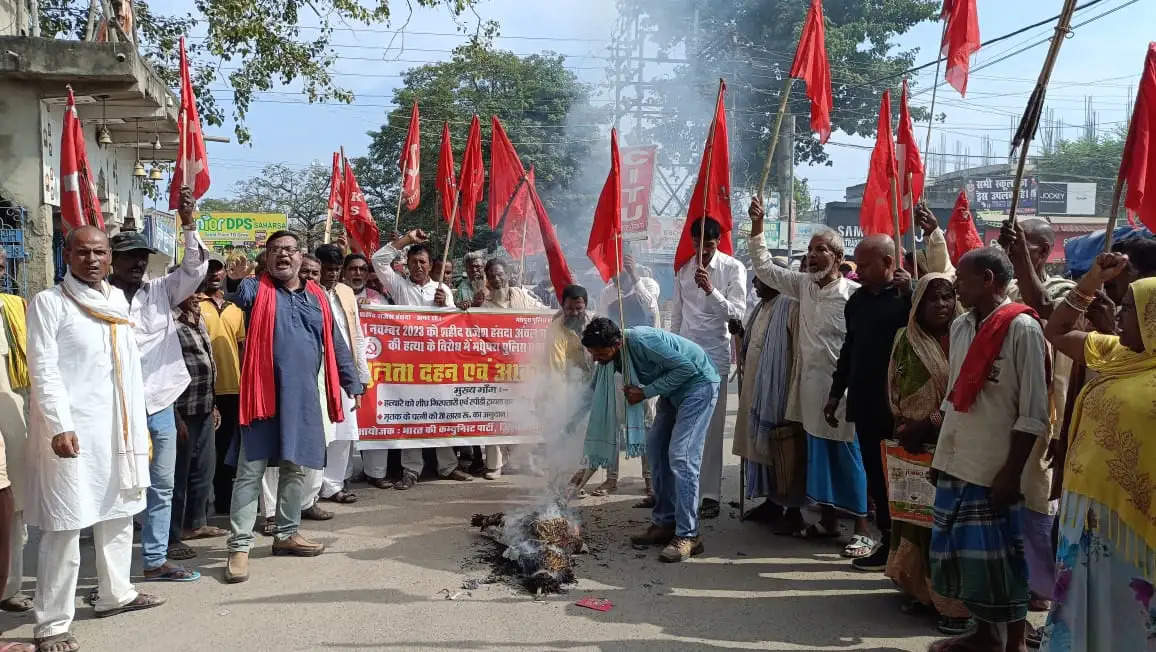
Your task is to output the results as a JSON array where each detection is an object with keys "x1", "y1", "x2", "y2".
[{"x1": 0, "y1": 0, "x2": 29, "y2": 37}]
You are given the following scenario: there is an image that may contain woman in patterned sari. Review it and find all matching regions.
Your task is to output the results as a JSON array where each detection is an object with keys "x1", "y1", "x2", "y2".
[
  {"x1": 1040, "y1": 254, "x2": 1156, "y2": 652},
  {"x1": 883, "y1": 272, "x2": 972, "y2": 635}
]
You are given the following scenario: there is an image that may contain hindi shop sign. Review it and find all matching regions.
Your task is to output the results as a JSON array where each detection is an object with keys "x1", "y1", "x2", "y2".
[
  {"x1": 194, "y1": 212, "x2": 288, "y2": 253},
  {"x1": 620, "y1": 145, "x2": 658, "y2": 241},
  {"x1": 968, "y1": 176, "x2": 1036, "y2": 215},
  {"x1": 356, "y1": 307, "x2": 552, "y2": 449}
]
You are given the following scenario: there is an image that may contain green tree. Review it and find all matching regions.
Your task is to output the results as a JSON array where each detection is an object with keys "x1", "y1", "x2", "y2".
[
  {"x1": 618, "y1": 0, "x2": 938, "y2": 189},
  {"x1": 1035, "y1": 129, "x2": 1126, "y2": 215},
  {"x1": 37, "y1": 0, "x2": 481, "y2": 143},
  {"x1": 358, "y1": 37, "x2": 604, "y2": 261},
  {"x1": 201, "y1": 163, "x2": 333, "y2": 250}
]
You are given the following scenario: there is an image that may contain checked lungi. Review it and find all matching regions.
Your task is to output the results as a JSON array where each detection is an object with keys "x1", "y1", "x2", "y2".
[{"x1": 929, "y1": 473, "x2": 1030, "y2": 624}]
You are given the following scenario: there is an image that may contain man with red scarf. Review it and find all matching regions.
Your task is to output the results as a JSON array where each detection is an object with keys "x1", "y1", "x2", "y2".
[{"x1": 223, "y1": 231, "x2": 362, "y2": 583}]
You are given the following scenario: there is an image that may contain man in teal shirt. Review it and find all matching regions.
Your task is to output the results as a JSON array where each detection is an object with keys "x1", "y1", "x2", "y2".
[{"x1": 581, "y1": 318, "x2": 720, "y2": 562}]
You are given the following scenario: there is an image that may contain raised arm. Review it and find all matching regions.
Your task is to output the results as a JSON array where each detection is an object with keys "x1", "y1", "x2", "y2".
[
  {"x1": 162, "y1": 186, "x2": 209, "y2": 308},
  {"x1": 372, "y1": 229, "x2": 426, "y2": 300},
  {"x1": 1044, "y1": 252, "x2": 1129, "y2": 364},
  {"x1": 747, "y1": 197, "x2": 806, "y2": 299},
  {"x1": 1002, "y1": 220, "x2": 1053, "y2": 318}
]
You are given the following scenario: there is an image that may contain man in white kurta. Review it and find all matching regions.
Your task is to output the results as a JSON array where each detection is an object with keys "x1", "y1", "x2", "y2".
[
  {"x1": 671, "y1": 217, "x2": 746, "y2": 517},
  {"x1": 26, "y1": 227, "x2": 162, "y2": 645}
]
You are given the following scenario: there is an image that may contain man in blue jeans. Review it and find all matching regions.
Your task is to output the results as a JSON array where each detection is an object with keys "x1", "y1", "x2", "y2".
[
  {"x1": 581, "y1": 317, "x2": 720, "y2": 562},
  {"x1": 108, "y1": 186, "x2": 207, "y2": 582}
]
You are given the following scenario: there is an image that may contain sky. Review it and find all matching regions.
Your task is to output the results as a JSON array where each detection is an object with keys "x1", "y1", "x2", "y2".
[{"x1": 168, "y1": 0, "x2": 1151, "y2": 210}]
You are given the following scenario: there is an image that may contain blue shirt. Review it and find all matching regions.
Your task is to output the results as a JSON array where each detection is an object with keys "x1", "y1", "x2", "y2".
[{"x1": 621, "y1": 326, "x2": 720, "y2": 407}]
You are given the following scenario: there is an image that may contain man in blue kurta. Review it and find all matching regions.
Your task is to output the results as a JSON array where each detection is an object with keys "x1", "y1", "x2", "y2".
[{"x1": 223, "y1": 231, "x2": 361, "y2": 583}]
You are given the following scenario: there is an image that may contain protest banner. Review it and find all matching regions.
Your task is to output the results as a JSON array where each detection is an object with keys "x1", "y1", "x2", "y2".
[
  {"x1": 356, "y1": 306, "x2": 553, "y2": 449},
  {"x1": 881, "y1": 440, "x2": 936, "y2": 527},
  {"x1": 620, "y1": 145, "x2": 658, "y2": 241}
]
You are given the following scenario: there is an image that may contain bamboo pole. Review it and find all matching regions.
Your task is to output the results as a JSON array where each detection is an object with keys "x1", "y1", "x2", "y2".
[
  {"x1": 891, "y1": 175, "x2": 904, "y2": 264},
  {"x1": 699, "y1": 79, "x2": 725, "y2": 269},
  {"x1": 754, "y1": 77, "x2": 795, "y2": 200},
  {"x1": 1007, "y1": 0, "x2": 1079, "y2": 225},
  {"x1": 923, "y1": 22, "x2": 949, "y2": 156},
  {"x1": 907, "y1": 171, "x2": 919, "y2": 280},
  {"x1": 394, "y1": 153, "x2": 407, "y2": 232},
  {"x1": 440, "y1": 192, "x2": 461, "y2": 281},
  {"x1": 1102, "y1": 181, "x2": 1125, "y2": 252},
  {"x1": 517, "y1": 215, "x2": 529, "y2": 286}
]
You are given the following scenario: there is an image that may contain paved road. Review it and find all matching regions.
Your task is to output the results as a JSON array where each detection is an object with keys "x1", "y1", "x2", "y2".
[{"x1": 2, "y1": 392, "x2": 992, "y2": 651}]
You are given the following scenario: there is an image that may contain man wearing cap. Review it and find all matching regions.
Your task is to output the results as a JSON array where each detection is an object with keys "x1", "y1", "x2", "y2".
[{"x1": 108, "y1": 186, "x2": 207, "y2": 582}]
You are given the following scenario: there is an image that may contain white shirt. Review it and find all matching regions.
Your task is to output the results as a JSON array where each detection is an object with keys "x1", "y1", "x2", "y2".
[
  {"x1": 932, "y1": 300, "x2": 1051, "y2": 489},
  {"x1": 671, "y1": 250, "x2": 747, "y2": 369},
  {"x1": 126, "y1": 230, "x2": 208, "y2": 414},
  {"x1": 371, "y1": 244, "x2": 453, "y2": 308},
  {"x1": 482, "y1": 286, "x2": 547, "y2": 310},
  {"x1": 26, "y1": 279, "x2": 150, "y2": 531},
  {"x1": 749, "y1": 231, "x2": 858, "y2": 442},
  {"x1": 598, "y1": 276, "x2": 661, "y2": 327}
]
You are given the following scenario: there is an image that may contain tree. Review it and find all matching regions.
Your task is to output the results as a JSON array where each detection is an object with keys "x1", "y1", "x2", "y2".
[
  {"x1": 201, "y1": 163, "x2": 332, "y2": 251},
  {"x1": 618, "y1": 0, "x2": 939, "y2": 190},
  {"x1": 37, "y1": 0, "x2": 482, "y2": 143},
  {"x1": 1035, "y1": 128, "x2": 1126, "y2": 216},
  {"x1": 358, "y1": 37, "x2": 604, "y2": 260}
]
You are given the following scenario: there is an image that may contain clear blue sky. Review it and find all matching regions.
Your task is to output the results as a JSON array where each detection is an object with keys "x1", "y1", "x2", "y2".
[{"x1": 173, "y1": 0, "x2": 1150, "y2": 207}]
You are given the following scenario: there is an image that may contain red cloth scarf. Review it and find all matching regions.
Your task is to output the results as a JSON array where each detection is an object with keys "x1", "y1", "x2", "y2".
[
  {"x1": 240, "y1": 275, "x2": 344, "y2": 426},
  {"x1": 947, "y1": 302, "x2": 1041, "y2": 413}
]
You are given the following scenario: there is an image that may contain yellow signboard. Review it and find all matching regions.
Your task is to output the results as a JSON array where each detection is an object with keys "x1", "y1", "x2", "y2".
[{"x1": 195, "y1": 212, "x2": 288, "y2": 253}]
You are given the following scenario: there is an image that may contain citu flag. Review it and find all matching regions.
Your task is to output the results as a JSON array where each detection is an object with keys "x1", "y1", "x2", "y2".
[
  {"x1": 342, "y1": 158, "x2": 379, "y2": 256},
  {"x1": 327, "y1": 151, "x2": 345, "y2": 221},
  {"x1": 457, "y1": 115, "x2": 484, "y2": 237},
  {"x1": 500, "y1": 168, "x2": 574, "y2": 304},
  {"x1": 788, "y1": 0, "x2": 833, "y2": 143},
  {"x1": 488, "y1": 115, "x2": 526, "y2": 230},
  {"x1": 673, "y1": 80, "x2": 733, "y2": 272},
  {"x1": 896, "y1": 79, "x2": 925, "y2": 213},
  {"x1": 436, "y1": 121, "x2": 458, "y2": 229},
  {"x1": 945, "y1": 188, "x2": 984, "y2": 265},
  {"x1": 587, "y1": 128, "x2": 622, "y2": 283},
  {"x1": 59, "y1": 86, "x2": 103, "y2": 231},
  {"x1": 1118, "y1": 42, "x2": 1156, "y2": 231},
  {"x1": 860, "y1": 89, "x2": 903, "y2": 236},
  {"x1": 399, "y1": 101, "x2": 421, "y2": 211},
  {"x1": 941, "y1": 0, "x2": 980, "y2": 97},
  {"x1": 169, "y1": 35, "x2": 210, "y2": 210}
]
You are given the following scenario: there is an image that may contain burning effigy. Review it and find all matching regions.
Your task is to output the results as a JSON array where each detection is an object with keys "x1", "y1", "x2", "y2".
[{"x1": 471, "y1": 498, "x2": 585, "y2": 594}]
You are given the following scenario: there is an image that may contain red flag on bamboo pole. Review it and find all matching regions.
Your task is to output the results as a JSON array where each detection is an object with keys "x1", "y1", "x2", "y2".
[
  {"x1": 587, "y1": 129, "x2": 622, "y2": 283},
  {"x1": 945, "y1": 188, "x2": 983, "y2": 265},
  {"x1": 500, "y1": 168, "x2": 574, "y2": 303},
  {"x1": 59, "y1": 86, "x2": 103, "y2": 231},
  {"x1": 789, "y1": 0, "x2": 832, "y2": 144},
  {"x1": 327, "y1": 151, "x2": 345, "y2": 220},
  {"x1": 436, "y1": 121, "x2": 457, "y2": 228},
  {"x1": 488, "y1": 116, "x2": 526, "y2": 229},
  {"x1": 342, "y1": 158, "x2": 379, "y2": 256},
  {"x1": 896, "y1": 79, "x2": 925, "y2": 211},
  {"x1": 457, "y1": 115, "x2": 484, "y2": 237},
  {"x1": 399, "y1": 101, "x2": 421, "y2": 211},
  {"x1": 673, "y1": 80, "x2": 733, "y2": 272},
  {"x1": 169, "y1": 35, "x2": 211, "y2": 209},
  {"x1": 860, "y1": 90, "x2": 903, "y2": 236},
  {"x1": 941, "y1": 0, "x2": 980, "y2": 97},
  {"x1": 1118, "y1": 42, "x2": 1156, "y2": 231}
]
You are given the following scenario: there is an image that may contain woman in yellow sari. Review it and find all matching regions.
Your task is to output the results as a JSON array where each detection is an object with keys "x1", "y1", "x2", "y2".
[{"x1": 1040, "y1": 253, "x2": 1156, "y2": 652}]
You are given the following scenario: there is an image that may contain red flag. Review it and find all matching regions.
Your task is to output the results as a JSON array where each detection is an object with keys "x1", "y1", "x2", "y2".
[
  {"x1": 896, "y1": 79, "x2": 925, "y2": 213},
  {"x1": 457, "y1": 115, "x2": 484, "y2": 238},
  {"x1": 500, "y1": 168, "x2": 574, "y2": 303},
  {"x1": 59, "y1": 86, "x2": 103, "y2": 231},
  {"x1": 587, "y1": 129, "x2": 622, "y2": 283},
  {"x1": 327, "y1": 151, "x2": 345, "y2": 220},
  {"x1": 399, "y1": 101, "x2": 421, "y2": 211},
  {"x1": 169, "y1": 36, "x2": 210, "y2": 209},
  {"x1": 436, "y1": 121, "x2": 457, "y2": 229},
  {"x1": 488, "y1": 116, "x2": 527, "y2": 229},
  {"x1": 860, "y1": 90, "x2": 903, "y2": 236},
  {"x1": 789, "y1": 0, "x2": 833, "y2": 144},
  {"x1": 941, "y1": 0, "x2": 979, "y2": 97},
  {"x1": 945, "y1": 189, "x2": 984, "y2": 265},
  {"x1": 1119, "y1": 42, "x2": 1156, "y2": 231},
  {"x1": 673, "y1": 81, "x2": 733, "y2": 272},
  {"x1": 342, "y1": 158, "x2": 380, "y2": 256}
]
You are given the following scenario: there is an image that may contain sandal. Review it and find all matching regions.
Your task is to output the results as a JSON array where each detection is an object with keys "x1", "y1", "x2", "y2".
[
  {"x1": 633, "y1": 496, "x2": 656, "y2": 509},
  {"x1": 142, "y1": 564, "x2": 200, "y2": 582},
  {"x1": 842, "y1": 534, "x2": 876, "y2": 559},
  {"x1": 795, "y1": 522, "x2": 841, "y2": 539},
  {"x1": 93, "y1": 592, "x2": 166, "y2": 618},
  {"x1": 34, "y1": 633, "x2": 78, "y2": 652},
  {"x1": 181, "y1": 526, "x2": 227, "y2": 540},
  {"x1": 367, "y1": 477, "x2": 392, "y2": 490},
  {"x1": 936, "y1": 616, "x2": 973, "y2": 636},
  {"x1": 322, "y1": 490, "x2": 358, "y2": 504},
  {"x1": 166, "y1": 542, "x2": 197, "y2": 561},
  {"x1": 0, "y1": 594, "x2": 33, "y2": 612},
  {"x1": 589, "y1": 480, "x2": 617, "y2": 497}
]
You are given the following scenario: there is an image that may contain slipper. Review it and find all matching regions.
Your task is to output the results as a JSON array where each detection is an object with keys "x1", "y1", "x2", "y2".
[
  {"x1": 795, "y1": 523, "x2": 841, "y2": 539},
  {"x1": 142, "y1": 565, "x2": 200, "y2": 582},
  {"x1": 936, "y1": 616, "x2": 973, "y2": 636},
  {"x1": 0, "y1": 594, "x2": 33, "y2": 612},
  {"x1": 842, "y1": 535, "x2": 876, "y2": 559},
  {"x1": 181, "y1": 526, "x2": 227, "y2": 540},
  {"x1": 633, "y1": 496, "x2": 656, "y2": 509},
  {"x1": 33, "y1": 633, "x2": 78, "y2": 652},
  {"x1": 321, "y1": 490, "x2": 358, "y2": 504},
  {"x1": 166, "y1": 542, "x2": 197, "y2": 561},
  {"x1": 94, "y1": 592, "x2": 166, "y2": 618}
]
